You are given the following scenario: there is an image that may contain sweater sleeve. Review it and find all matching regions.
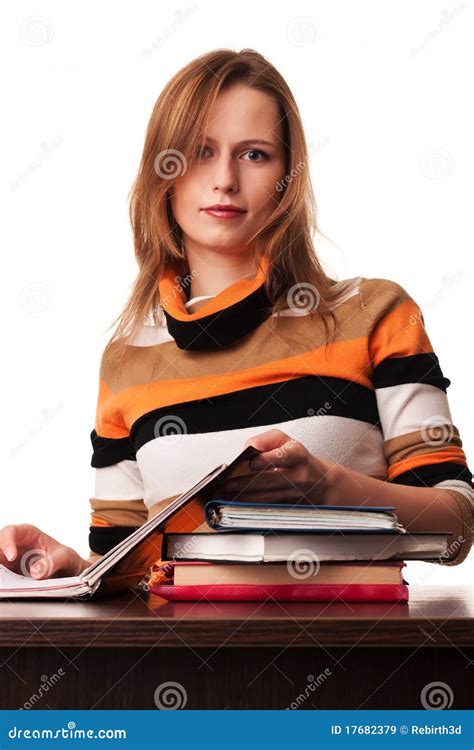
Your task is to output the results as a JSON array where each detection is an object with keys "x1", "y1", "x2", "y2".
[
  {"x1": 88, "y1": 350, "x2": 148, "y2": 557},
  {"x1": 360, "y1": 278, "x2": 474, "y2": 566}
]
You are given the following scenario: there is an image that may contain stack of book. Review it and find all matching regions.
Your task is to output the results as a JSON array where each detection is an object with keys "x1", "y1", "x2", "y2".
[
  {"x1": 0, "y1": 446, "x2": 452, "y2": 601},
  {"x1": 147, "y1": 499, "x2": 450, "y2": 603}
]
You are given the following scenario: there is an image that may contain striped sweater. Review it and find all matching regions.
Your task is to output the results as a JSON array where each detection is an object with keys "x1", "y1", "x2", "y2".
[{"x1": 89, "y1": 257, "x2": 474, "y2": 565}]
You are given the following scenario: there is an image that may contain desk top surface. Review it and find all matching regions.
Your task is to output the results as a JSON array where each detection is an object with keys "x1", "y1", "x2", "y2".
[{"x1": 0, "y1": 585, "x2": 472, "y2": 647}]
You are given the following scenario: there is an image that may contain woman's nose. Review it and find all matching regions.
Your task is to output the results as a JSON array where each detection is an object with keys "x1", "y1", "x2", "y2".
[{"x1": 212, "y1": 155, "x2": 239, "y2": 192}]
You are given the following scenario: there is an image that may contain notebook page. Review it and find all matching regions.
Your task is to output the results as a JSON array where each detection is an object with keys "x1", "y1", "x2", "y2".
[{"x1": 0, "y1": 564, "x2": 83, "y2": 590}]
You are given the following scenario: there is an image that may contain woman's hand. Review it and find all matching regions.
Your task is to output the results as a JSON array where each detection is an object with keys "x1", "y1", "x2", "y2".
[
  {"x1": 215, "y1": 429, "x2": 340, "y2": 504},
  {"x1": 0, "y1": 524, "x2": 89, "y2": 579}
]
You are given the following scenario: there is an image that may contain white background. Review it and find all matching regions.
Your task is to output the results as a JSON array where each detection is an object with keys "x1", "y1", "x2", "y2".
[{"x1": 0, "y1": 0, "x2": 472, "y2": 584}]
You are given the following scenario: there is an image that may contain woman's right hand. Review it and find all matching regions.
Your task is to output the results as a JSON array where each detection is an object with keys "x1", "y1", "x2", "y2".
[{"x1": 0, "y1": 524, "x2": 88, "y2": 579}]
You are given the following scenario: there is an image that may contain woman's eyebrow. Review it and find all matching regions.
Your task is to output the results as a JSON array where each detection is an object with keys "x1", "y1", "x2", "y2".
[{"x1": 204, "y1": 136, "x2": 277, "y2": 148}]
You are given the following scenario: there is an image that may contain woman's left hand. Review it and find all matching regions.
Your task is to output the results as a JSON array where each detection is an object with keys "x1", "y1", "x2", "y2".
[{"x1": 215, "y1": 429, "x2": 339, "y2": 504}]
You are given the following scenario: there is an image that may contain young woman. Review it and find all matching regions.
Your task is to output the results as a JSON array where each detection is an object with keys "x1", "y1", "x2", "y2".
[{"x1": 1, "y1": 48, "x2": 472, "y2": 578}]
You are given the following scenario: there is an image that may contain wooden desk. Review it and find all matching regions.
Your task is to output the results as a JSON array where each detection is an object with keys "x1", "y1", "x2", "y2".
[{"x1": 0, "y1": 585, "x2": 472, "y2": 709}]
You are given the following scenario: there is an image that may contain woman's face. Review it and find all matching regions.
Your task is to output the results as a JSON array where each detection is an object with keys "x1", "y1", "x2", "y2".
[{"x1": 170, "y1": 83, "x2": 286, "y2": 259}]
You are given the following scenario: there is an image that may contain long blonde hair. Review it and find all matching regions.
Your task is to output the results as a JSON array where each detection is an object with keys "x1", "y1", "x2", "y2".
[{"x1": 104, "y1": 48, "x2": 343, "y2": 364}]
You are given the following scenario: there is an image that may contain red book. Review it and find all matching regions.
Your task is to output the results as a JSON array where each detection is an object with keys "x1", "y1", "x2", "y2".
[
  {"x1": 150, "y1": 581, "x2": 409, "y2": 602},
  {"x1": 148, "y1": 561, "x2": 409, "y2": 602}
]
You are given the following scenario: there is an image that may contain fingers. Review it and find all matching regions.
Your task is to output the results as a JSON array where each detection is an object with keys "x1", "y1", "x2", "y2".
[
  {"x1": 0, "y1": 524, "x2": 41, "y2": 560},
  {"x1": 0, "y1": 525, "x2": 21, "y2": 564},
  {"x1": 249, "y1": 439, "x2": 304, "y2": 470},
  {"x1": 218, "y1": 468, "x2": 296, "y2": 500},
  {"x1": 30, "y1": 546, "x2": 78, "y2": 579},
  {"x1": 244, "y1": 429, "x2": 290, "y2": 452},
  {"x1": 0, "y1": 525, "x2": 64, "y2": 578}
]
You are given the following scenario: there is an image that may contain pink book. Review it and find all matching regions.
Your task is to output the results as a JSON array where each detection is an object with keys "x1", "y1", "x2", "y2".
[{"x1": 150, "y1": 582, "x2": 409, "y2": 602}]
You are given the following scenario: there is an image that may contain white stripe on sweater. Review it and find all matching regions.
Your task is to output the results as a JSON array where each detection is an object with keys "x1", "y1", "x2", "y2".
[{"x1": 135, "y1": 414, "x2": 387, "y2": 510}]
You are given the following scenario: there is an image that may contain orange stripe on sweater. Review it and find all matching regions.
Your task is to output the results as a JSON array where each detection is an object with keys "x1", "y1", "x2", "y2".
[
  {"x1": 119, "y1": 337, "x2": 373, "y2": 429},
  {"x1": 90, "y1": 517, "x2": 115, "y2": 527},
  {"x1": 370, "y1": 299, "x2": 433, "y2": 368}
]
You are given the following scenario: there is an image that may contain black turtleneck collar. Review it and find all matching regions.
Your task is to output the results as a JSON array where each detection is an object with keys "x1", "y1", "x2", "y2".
[{"x1": 158, "y1": 256, "x2": 273, "y2": 350}]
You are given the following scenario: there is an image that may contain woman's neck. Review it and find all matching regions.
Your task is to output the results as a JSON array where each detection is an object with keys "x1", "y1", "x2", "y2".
[{"x1": 184, "y1": 247, "x2": 259, "y2": 299}]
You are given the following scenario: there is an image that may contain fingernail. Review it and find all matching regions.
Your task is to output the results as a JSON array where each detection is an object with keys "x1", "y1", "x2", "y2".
[{"x1": 5, "y1": 547, "x2": 16, "y2": 561}]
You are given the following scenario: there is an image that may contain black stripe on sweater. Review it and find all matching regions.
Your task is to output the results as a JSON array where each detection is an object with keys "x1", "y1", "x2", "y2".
[
  {"x1": 130, "y1": 374, "x2": 381, "y2": 453},
  {"x1": 90, "y1": 429, "x2": 137, "y2": 469},
  {"x1": 88, "y1": 525, "x2": 140, "y2": 555},
  {"x1": 373, "y1": 352, "x2": 451, "y2": 392},
  {"x1": 391, "y1": 461, "x2": 473, "y2": 488}
]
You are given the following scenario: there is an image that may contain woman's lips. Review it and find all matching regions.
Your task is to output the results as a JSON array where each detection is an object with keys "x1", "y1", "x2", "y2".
[{"x1": 202, "y1": 208, "x2": 247, "y2": 220}]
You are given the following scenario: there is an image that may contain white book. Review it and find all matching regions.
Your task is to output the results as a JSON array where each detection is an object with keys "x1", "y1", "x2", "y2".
[{"x1": 164, "y1": 530, "x2": 451, "y2": 563}]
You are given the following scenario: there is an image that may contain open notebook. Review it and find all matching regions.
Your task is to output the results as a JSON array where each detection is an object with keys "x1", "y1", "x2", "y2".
[{"x1": 0, "y1": 445, "x2": 261, "y2": 600}]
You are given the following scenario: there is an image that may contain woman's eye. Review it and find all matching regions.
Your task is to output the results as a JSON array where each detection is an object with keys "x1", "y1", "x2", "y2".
[
  {"x1": 242, "y1": 149, "x2": 268, "y2": 162},
  {"x1": 194, "y1": 147, "x2": 269, "y2": 161},
  {"x1": 195, "y1": 146, "x2": 210, "y2": 159}
]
